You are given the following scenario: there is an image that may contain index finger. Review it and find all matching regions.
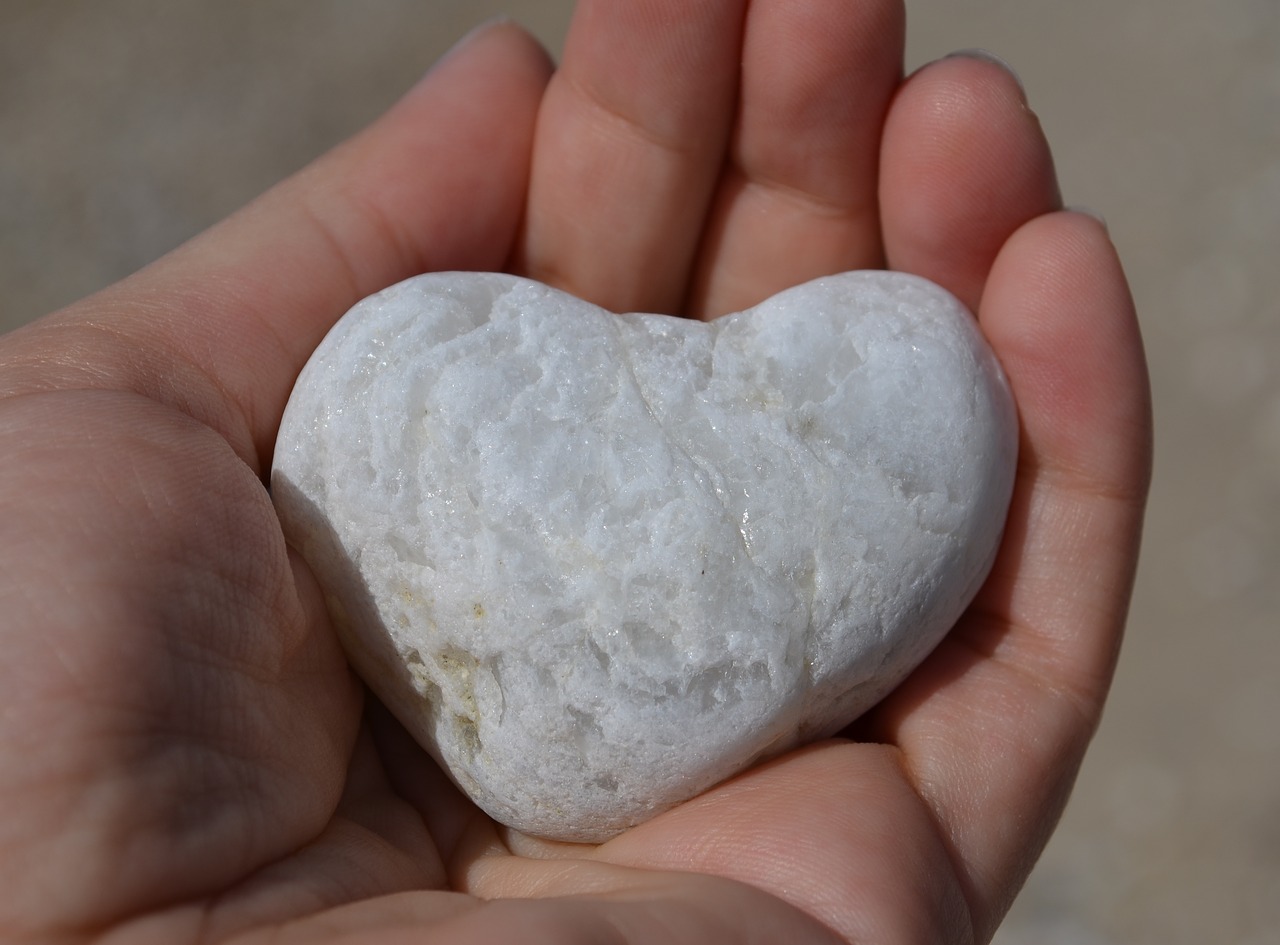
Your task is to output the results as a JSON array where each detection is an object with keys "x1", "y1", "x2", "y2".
[{"x1": 0, "y1": 23, "x2": 552, "y2": 475}]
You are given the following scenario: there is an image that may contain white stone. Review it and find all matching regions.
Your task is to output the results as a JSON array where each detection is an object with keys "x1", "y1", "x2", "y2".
[{"x1": 272, "y1": 271, "x2": 1017, "y2": 841}]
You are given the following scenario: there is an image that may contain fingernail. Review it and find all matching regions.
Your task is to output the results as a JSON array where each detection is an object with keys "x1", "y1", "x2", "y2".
[
  {"x1": 945, "y1": 48, "x2": 1027, "y2": 101},
  {"x1": 1066, "y1": 205, "x2": 1110, "y2": 231},
  {"x1": 436, "y1": 15, "x2": 519, "y2": 65}
]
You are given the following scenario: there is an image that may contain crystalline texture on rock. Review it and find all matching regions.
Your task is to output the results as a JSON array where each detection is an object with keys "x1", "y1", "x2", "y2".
[{"x1": 271, "y1": 270, "x2": 1018, "y2": 842}]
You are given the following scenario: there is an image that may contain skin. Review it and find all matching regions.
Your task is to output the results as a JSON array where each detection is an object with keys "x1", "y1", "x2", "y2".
[{"x1": 0, "y1": 2, "x2": 1151, "y2": 943}]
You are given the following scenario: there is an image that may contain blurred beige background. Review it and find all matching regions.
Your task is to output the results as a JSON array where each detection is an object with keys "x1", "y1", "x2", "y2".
[{"x1": 2, "y1": 2, "x2": 1276, "y2": 943}]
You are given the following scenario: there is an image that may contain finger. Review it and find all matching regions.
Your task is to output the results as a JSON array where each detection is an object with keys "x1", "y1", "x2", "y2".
[
  {"x1": 576, "y1": 743, "x2": 974, "y2": 944},
  {"x1": 0, "y1": 22, "x2": 552, "y2": 475},
  {"x1": 687, "y1": 0, "x2": 905, "y2": 318},
  {"x1": 460, "y1": 858, "x2": 845, "y2": 945},
  {"x1": 880, "y1": 53, "x2": 1062, "y2": 312},
  {"x1": 162, "y1": 872, "x2": 842, "y2": 945},
  {"x1": 862, "y1": 212, "x2": 1152, "y2": 940},
  {"x1": 513, "y1": 0, "x2": 746, "y2": 314}
]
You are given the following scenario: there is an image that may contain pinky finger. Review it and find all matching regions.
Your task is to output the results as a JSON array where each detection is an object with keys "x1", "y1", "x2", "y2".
[{"x1": 862, "y1": 210, "x2": 1152, "y2": 942}]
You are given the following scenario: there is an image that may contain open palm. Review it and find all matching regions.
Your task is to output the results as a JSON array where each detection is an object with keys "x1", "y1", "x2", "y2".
[{"x1": 0, "y1": 2, "x2": 1150, "y2": 943}]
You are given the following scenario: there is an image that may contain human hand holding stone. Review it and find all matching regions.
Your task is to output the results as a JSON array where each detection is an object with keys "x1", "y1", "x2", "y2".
[{"x1": 0, "y1": 3, "x2": 1151, "y2": 943}]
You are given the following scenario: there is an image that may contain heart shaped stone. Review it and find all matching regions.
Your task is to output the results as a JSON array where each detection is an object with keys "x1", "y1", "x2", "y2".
[{"x1": 272, "y1": 271, "x2": 1017, "y2": 841}]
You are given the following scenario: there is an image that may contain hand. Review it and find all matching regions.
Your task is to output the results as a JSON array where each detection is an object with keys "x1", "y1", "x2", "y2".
[{"x1": 0, "y1": 2, "x2": 1151, "y2": 942}]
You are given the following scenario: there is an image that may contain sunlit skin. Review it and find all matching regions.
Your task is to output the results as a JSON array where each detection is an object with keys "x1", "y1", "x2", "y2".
[{"x1": 0, "y1": 2, "x2": 1150, "y2": 943}]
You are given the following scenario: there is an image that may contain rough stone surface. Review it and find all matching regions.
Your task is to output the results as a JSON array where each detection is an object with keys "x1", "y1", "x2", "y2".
[{"x1": 271, "y1": 270, "x2": 1017, "y2": 841}]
